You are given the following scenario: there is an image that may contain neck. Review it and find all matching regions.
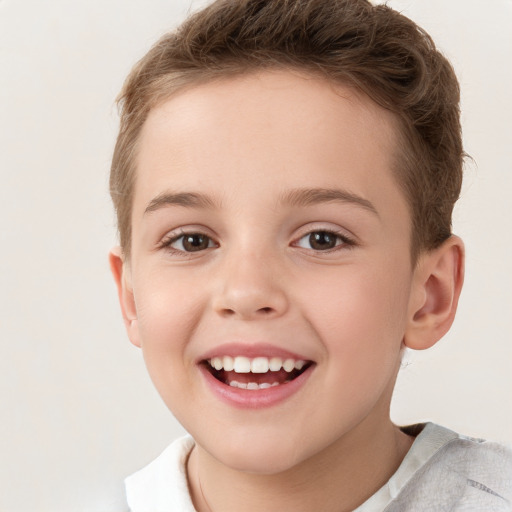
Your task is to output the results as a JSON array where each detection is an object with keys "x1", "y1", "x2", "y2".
[{"x1": 187, "y1": 416, "x2": 414, "y2": 512}]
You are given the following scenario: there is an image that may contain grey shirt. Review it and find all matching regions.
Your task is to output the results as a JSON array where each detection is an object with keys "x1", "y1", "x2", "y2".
[
  {"x1": 125, "y1": 423, "x2": 512, "y2": 511},
  {"x1": 355, "y1": 423, "x2": 512, "y2": 511}
]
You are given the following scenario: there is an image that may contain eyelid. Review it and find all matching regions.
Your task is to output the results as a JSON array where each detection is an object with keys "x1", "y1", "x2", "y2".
[
  {"x1": 291, "y1": 225, "x2": 357, "y2": 251},
  {"x1": 157, "y1": 226, "x2": 219, "y2": 254},
  {"x1": 293, "y1": 222, "x2": 357, "y2": 241},
  {"x1": 155, "y1": 223, "x2": 357, "y2": 255}
]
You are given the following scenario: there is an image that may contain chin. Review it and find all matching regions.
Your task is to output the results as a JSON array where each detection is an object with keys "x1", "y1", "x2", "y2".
[
  {"x1": 200, "y1": 428, "x2": 321, "y2": 475},
  {"x1": 216, "y1": 447, "x2": 301, "y2": 475}
]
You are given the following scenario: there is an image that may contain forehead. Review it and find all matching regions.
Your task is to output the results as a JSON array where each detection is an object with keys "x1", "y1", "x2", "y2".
[{"x1": 133, "y1": 69, "x2": 405, "y2": 221}]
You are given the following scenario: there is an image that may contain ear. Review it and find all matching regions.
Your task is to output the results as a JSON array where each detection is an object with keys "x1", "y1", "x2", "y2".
[
  {"x1": 109, "y1": 246, "x2": 141, "y2": 348},
  {"x1": 404, "y1": 235, "x2": 465, "y2": 350}
]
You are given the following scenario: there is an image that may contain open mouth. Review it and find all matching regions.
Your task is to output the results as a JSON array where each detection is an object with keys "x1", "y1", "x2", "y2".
[{"x1": 203, "y1": 356, "x2": 314, "y2": 390}]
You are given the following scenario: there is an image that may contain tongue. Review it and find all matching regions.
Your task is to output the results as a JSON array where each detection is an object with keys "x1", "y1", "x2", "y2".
[{"x1": 221, "y1": 369, "x2": 292, "y2": 385}]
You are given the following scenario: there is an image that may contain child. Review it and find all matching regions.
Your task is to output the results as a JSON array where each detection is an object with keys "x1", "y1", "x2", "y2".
[{"x1": 109, "y1": 0, "x2": 512, "y2": 510}]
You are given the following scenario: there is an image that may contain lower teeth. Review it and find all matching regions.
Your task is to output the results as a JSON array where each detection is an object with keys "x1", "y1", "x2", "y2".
[{"x1": 229, "y1": 380, "x2": 280, "y2": 389}]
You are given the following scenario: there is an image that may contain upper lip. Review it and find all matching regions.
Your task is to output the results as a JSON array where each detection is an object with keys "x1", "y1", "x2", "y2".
[{"x1": 197, "y1": 342, "x2": 313, "y2": 364}]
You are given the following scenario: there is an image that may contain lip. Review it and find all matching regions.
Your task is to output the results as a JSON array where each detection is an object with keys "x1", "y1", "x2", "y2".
[
  {"x1": 198, "y1": 360, "x2": 315, "y2": 409},
  {"x1": 197, "y1": 342, "x2": 310, "y2": 363}
]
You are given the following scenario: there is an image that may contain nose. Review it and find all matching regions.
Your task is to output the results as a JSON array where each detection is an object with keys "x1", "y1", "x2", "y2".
[{"x1": 212, "y1": 249, "x2": 289, "y2": 320}]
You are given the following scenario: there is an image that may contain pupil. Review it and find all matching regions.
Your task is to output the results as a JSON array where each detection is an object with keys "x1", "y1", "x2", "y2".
[
  {"x1": 310, "y1": 231, "x2": 336, "y2": 250},
  {"x1": 183, "y1": 234, "x2": 209, "y2": 251}
]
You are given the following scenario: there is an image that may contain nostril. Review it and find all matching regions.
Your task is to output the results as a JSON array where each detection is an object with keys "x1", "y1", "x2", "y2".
[{"x1": 259, "y1": 307, "x2": 274, "y2": 314}]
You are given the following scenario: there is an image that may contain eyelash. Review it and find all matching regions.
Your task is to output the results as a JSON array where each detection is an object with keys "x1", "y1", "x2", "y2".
[
  {"x1": 158, "y1": 229, "x2": 218, "y2": 256},
  {"x1": 157, "y1": 228, "x2": 356, "y2": 256},
  {"x1": 293, "y1": 230, "x2": 356, "y2": 252}
]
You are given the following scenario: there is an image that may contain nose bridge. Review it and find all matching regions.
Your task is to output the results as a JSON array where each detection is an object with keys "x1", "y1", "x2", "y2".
[{"x1": 213, "y1": 238, "x2": 288, "y2": 320}]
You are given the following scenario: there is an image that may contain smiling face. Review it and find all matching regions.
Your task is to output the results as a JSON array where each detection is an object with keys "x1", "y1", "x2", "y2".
[{"x1": 114, "y1": 70, "x2": 421, "y2": 474}]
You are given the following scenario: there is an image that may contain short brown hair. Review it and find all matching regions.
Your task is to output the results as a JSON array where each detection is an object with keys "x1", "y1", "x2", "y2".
[{"x1": 110, "y1": 0, "x2": 463, "y2": 261}]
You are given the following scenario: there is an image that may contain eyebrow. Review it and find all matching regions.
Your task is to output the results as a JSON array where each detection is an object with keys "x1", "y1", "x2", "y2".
[
  {"x1": 144, "y1": 187, "x2": 378, "y2": 216},
  {"x1": 280, "y1": 187, "x2": 379, "y2": 216},
  {"x1": 144, "y1": 191, "x2": 219, "y2": 214}
]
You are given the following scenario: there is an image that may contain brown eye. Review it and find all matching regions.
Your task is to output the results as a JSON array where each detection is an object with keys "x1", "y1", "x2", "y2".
[
  {"x1": 308, "y1": 231, "x2": 337, "y2": 250},
  {"x1": 182, "y1": 234, "x2": 211, "y2": 251},
  {"x1": 169, "y1": 233, "x2": 214, "y2": 252},
  {"x1": 295, "y1": 230, "x2": 352, "y2": 251}
]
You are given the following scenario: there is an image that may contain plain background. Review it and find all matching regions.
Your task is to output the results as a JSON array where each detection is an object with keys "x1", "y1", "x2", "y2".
[{"x1": 1, "y1": 0, "x2": 511, "y2": 510}]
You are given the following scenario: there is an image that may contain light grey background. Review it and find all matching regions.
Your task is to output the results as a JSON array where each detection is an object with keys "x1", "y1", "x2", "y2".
[{"x1": 0, "y1": 0, "x2": 510, "y2": 510}]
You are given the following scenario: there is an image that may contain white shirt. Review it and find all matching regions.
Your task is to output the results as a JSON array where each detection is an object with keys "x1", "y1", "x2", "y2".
[{"x1": 125, "y1": 423, "x2": 512, "y2": 511}]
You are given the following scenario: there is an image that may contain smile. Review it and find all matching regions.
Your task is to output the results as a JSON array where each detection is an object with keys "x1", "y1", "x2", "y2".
[{"x1": 203, "y1": 355, "x2": 313, "y2": 391}]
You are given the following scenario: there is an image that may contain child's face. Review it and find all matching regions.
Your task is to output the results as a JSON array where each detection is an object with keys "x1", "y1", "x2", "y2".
[{"x1": 117, "y1": 70, "x2": 420, "y2": 474}]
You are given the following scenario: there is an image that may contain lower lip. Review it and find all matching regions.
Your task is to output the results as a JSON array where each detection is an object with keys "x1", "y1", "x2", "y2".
[{"x1": 199, "y1": 364, "x2": 314, "y2": 409}]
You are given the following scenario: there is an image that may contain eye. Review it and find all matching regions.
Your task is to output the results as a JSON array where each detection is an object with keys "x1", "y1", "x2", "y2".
[
  {"x1": 294, "y1": 230, "x2": 352, "y2": 251},
  {"x1": 164, "y1": 232, "x2": 216, "y2": 253}
]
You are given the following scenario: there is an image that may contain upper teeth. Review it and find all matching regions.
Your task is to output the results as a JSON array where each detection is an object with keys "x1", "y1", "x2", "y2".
[{"x1": 208, "y1": 356, "x2": 306, "y2": 373}]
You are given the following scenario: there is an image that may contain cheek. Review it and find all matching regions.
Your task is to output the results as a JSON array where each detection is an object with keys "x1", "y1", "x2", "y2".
[
  {"x1": 132, "y1": 275, "x2": 208, "y2": 415},
  {"x1": 298, "y1": 264, "x2": 411, "y2": 369},
  {"x1": 132, "y1": 269, "x2": 205, "y2": 369}
]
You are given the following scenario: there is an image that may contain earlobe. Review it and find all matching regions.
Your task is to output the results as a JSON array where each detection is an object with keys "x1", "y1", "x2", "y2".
[
  {"x1": 404, "y1": 236, "x2": 465, "y2": 350},
  {"x1": 108, "y1": 247, "x2": 142, "y2": 348}
]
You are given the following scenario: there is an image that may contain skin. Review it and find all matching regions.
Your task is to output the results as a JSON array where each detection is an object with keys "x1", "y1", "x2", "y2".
[{"x1": 110, "y1": 70, "x2": 464, "y2": 512}]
